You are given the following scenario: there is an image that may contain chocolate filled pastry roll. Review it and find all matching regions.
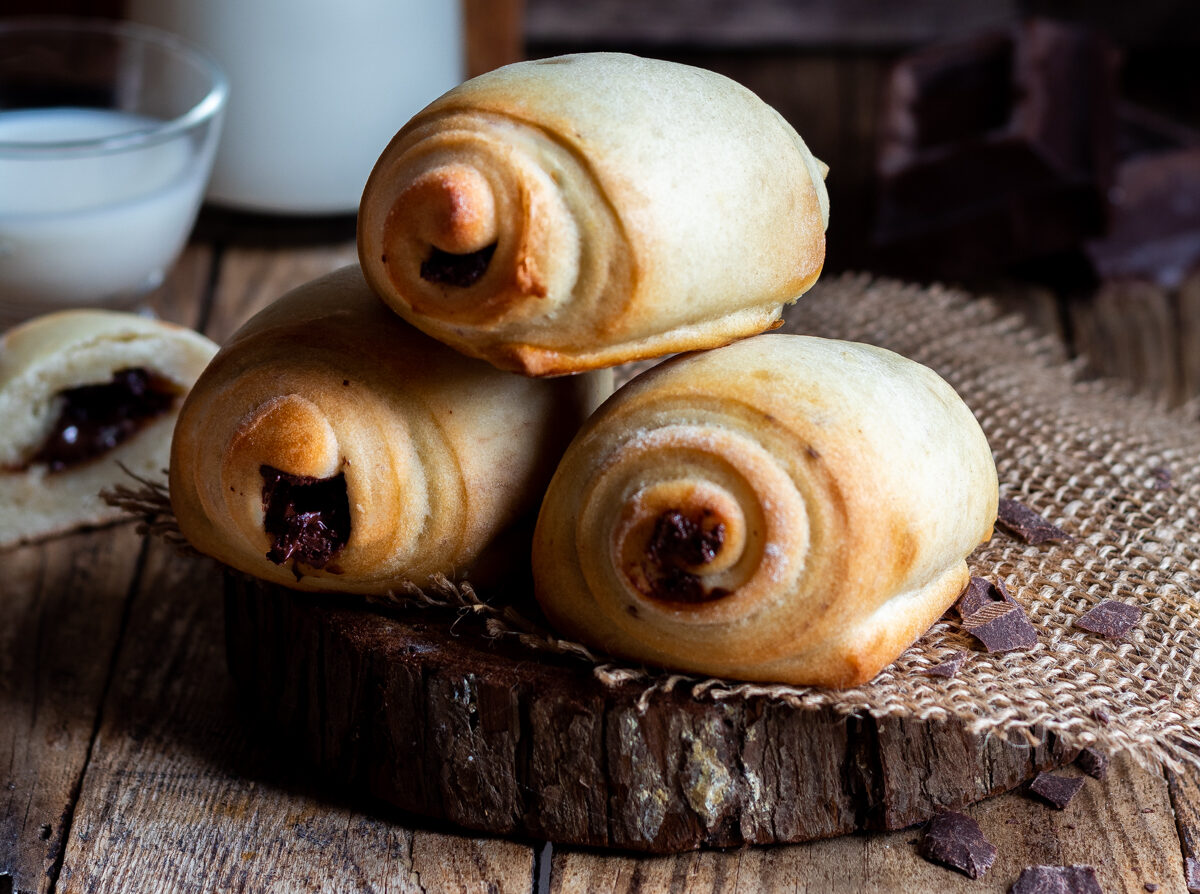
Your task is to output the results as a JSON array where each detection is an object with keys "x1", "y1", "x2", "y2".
[
  {"x1": 533, "y1": 334, "x2": 999, "y2": 687},
  {"x1": 358, "y1": 52, "x2": 829, "y2": 376},
  {"x1": 170, "y1": 266, "x2": 609, "y2": 594},
  {"x1": 0, "y1": 310, "x2": 217, "y2": 548}
]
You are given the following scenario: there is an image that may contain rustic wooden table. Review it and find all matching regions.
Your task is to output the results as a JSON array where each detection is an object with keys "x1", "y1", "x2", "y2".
[{"x1": 4, "y1": 230, "x2": 1199, "y2": 894}]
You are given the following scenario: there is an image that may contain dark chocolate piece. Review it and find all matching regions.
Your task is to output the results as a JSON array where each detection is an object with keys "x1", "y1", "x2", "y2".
[
  {"x1": 1011, "y1": 865, "x2": 1102, "y2": 894},
  {"x1": 28, "y1": 367, "x2": 175, "y2": 472},
  {"x1": 996, "y1": 498, "x2": 1072, "y2": 545},
  {"x1": 1074, "y1": 601, "x2": 1141, "y2": 639},
  {"x1": 961, "y1": 585, "x2": 1038, "y2": 653},
  {"x1": 957, "y1": 575, "x2": 1016, "y2": 619},
  {"x1": 872, "y1": 20, "x2": 1118, "y2": 279},
  {"x1": 420, "y1": 242, "x2": 497, "y2": 288},
  {"x1": 917, "y1": 810, "x2": 996, "y2": 879},
  {"x1": 1085, "y1": 148, "x2": 1200, "y2": 289},
  {"x1": 1075, "y1": 747, "x2": 1109, "y2": 780},
  {"x1": 1186, "y1": 856, "x2": 1200, "y2": 894},
  {"x1": 634, "y1": 510, "x2": 730, "y2": 604},
  {"x1": 1145, "y1": 884, "x2": 1159, "y2": 892},
  {"x1": 1028, "y1": 771, "x2": 1086, "y2": 809},
  {"x1": 260, "y1": 465, "x2": 351, "y2": 573},
  {"x1": 921, "y1": 650, "x2": 969, "y2": 678}
]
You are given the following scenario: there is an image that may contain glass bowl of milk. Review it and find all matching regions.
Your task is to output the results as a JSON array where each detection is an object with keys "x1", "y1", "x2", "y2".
[{"x1": 0, "y1": 19, "x2": 226, "y2": 328}]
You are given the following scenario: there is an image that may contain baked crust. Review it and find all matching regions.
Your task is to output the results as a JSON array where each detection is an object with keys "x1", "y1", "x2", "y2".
[
  {"x1": 0, "y1": 310, "x2": 217, "y2": 548},
  {"x1": 169, "y1": 265, "x2": 609, "y2": 593},
  {"x1": 532, "y1": 334, "x2": 999, "y2": 687},
  {"x1": 359, "y1": 53, "x2": 829, "y2": 376}
]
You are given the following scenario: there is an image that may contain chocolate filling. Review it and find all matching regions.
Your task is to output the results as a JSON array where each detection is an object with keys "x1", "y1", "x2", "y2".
[
  {"x1": 420, "y1": 242, "x2": 496, "y2": 288},
  {"x1": 260, "y1": 465, "x2": 351, "y2": 574},
  {"x1": 28, "y1": 368, "x2": 176, "y2": 472},
  {"x1": 640, "y1": 510, "x2": 729, "y2": 604}
]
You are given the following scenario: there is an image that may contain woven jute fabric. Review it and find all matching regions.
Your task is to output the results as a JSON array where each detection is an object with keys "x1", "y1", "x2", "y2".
[
  {"x1": 120, "y1": 273, "x2": 1200, "y2": 771},
  {"x1": 728, "y1": 272, "x2": 1200, "y2": 771}
]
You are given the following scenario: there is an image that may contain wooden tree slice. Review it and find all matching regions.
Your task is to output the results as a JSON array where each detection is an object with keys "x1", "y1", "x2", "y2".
[{"x1": 224, "y1": 575, "x2": 1076, "y2": 854}]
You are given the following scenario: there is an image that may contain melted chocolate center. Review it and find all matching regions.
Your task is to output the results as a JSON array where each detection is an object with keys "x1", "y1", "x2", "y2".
[
  {"x1": 260, "y1": 465, "x2": 351, "y2": 575},
  {"x1": 419, "y1": 242, "x2": 496, "y2": 288},
  {"x1": 29, "y1": 368, "x2": 175, "y2": 472},
  {"x1": 641, "y1": 510, "x2": 729, "y2": 604}
]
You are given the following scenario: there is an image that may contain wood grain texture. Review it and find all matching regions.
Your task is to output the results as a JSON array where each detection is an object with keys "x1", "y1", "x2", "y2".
[
  {"x1": 0, "y1": 527, "x2": 145, "y2": 894},
  {"x1": 52, "y1": 538, "x2": 534, "y2": 894},
  {"x1": 550, "y1": 756, "x2": 1187, "y2": 893},
  {"x1": 464, "y1": 0, "x2": 526, "y2": 77},
  {"x1": 224, "y1": 577, "x2": 1077, "y2": 853},
  {"x1": 203, "y1": 244, "x2": 357, "y2": 344}
]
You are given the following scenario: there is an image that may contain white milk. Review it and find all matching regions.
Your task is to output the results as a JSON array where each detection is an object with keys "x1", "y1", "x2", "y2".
[
  {"x1": 0, "y1": 108, "x2": 207, "y2": 317},
  {"x1": 127, "y1": 0, "x2": 465, "y2": 214}
]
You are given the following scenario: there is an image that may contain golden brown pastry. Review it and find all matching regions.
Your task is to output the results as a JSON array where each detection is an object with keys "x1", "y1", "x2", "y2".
[
  {"x1": 170, "y1": 265, "x2": 609, "y2": 593},
  {"x1": 358, "y1": 52, "x2": 829, "y2": 376},
  {"x1": 0, "y1": 310, "x2": 217, "y2": 549},
  {"x1": 532, "y1": 334, "x2": 998, "y2": 687}
]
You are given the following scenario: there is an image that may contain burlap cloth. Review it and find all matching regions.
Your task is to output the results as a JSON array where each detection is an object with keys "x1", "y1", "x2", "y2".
[
  {"x1": 116, "y1": 273, "x2": 1200, "y2": 772},
  {"x1": 715, "y1": 272, "x2": 1200, "y2": 772}
]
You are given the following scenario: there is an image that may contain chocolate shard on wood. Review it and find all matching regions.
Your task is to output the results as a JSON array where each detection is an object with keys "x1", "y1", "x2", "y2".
[
  {"x1": 1075, "y1": 747, "x2": 1109, "y2": 780},
  {"x1": 1011, "y1": 864, "x2": 1103, "y2": 894},
  {"x1": 1074, "y1": 600, "x2": 1141, "y2": 639},
  {"x1": 1028, "y1": 771, "x2": 1087, "y2": 809},
  {"x1": 920, "y1": 650, "x2": 968, "y2": 678},
  {"x1": 872, "y1": 19, "x2": 1118, "y2": 279},
  {"x1": 917, "y1": 810, "x2": 997, "y2": 879},
  {"x1": 996, "y1": 498, "x2": 1072, "y2": 545},
  {"x1": 959, "y1": 580, "x2": 1038, "y2": 653}
]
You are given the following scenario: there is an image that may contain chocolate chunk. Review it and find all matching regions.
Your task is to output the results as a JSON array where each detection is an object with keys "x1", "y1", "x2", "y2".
[
  {"x1": 28, "y1": 367, "x2": 176, "y2": 472},
  {"x1": 957, "y1": 575, "x2": 1013, "y2": 619},
  {"x1": 1011, "y1": 865, "x2": 1102, "y2": 894},
  {"x1": 1186, "y1": 856, "x2": 1200, "y2": 894},
  {"x1": 961, "y1": 596, "x2": 1039, "y2": 652},
  {"x1": 996, "y1": 498, "x2": 1072, "y2": 545},
  {"x1": 1075, "y1": 747, "x2": 1109, "y2": 780},
  {"x1": 1145, "y1": 884, "x2": 1160, "y2": 892},
  {"x1": 636, "y1": 510, "x2": 729, "y2": 604},
  {"x1": 420, "y1": 242, "x2": 497, "y2": 288},
  {"x1": 872, "y1": 20, "x2": 1118, "y2": 279},
  {"x1": 921, "y1": 650, "x2": 969, "y2": 678},
  {"x1": 1074, "y1": 601, "x2": 1141, "y2": 639},
  {"x1": 260, "y1": 465, "x2": 351, "y2": 573},
  {"x1": 1028, "y1": 771, "x2": 1086, "y2": 809},
  {"x1": 917, "y1": 810, "x2": 996, "y2": 879}
]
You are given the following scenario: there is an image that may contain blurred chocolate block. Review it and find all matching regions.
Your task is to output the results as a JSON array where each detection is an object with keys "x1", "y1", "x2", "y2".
[
  {"x1": 872, "y1": 19, "x2": 1119, "y2": 279},
  {"x1": 1084, "y1": 105, "x2": 1200, "y2": 288}
]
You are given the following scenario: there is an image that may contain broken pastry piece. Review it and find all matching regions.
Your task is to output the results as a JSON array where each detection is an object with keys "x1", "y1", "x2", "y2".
[
  {"x1": 169, "y1": 265, "x2": 609, "y2": 594},
  {"x1": 0, "y1": 310, "x2": 217, "y2": 548},
  {"x1": 359, "y1": 52, "x2": 829, "y2": 376},
  {"x1": 532, "y1": 334, "x2": 999, "y2": 687}
]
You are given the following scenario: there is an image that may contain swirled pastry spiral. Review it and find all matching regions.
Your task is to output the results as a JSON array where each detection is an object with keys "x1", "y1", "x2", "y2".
[
  {"x1": 169, "y1": 266, "x2": 609, "y2": 593},
  {"x1": 0, "y1": 310, "x2": 216, "y2": 548},
  {"x1": 358, "y1": 52, "x2": 829, "y2": 376},
  {"x1": 532, "y1": 334, "x2": 998, "y2": 687}
]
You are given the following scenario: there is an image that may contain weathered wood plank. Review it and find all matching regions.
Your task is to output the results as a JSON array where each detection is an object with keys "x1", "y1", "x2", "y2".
[
  {"x1": 551, "y1": 756, "x2": 1186, "y2": 892},
  {"x1": 203, "y1": 243, "x2": 357, "y2": 344},
  {"x1": 0, "y1": 526, "x2": 145, "y2": 894},
  {"x1": 464, "y1": 0, "x2": 526, "y2": 77},
  {"x1": 142, "y1": 244, "x2": 215, "y2": 329},
  {"x1": 1165, "y1": 765, "x2": 1200, "y2": 893},
  {"x1": 52, "y1": 540, "x2": 534, "y2": 894}
]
